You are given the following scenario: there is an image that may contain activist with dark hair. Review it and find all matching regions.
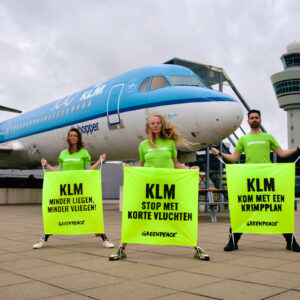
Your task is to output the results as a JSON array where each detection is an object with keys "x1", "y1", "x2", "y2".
[
  {"x1": 109, "y1": 113, "x2": 209, "y2": 261},
  {"x1": 211, "y1": 109, "x2": 300, "y2": 252},
  {"x1": 33, "y1": 127, "x2": 114, "y2": 249}
]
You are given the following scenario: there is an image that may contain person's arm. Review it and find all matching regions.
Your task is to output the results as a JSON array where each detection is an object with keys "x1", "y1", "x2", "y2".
[
  {"x1": 210, "y1": 147, "x2": 242, "y2": 163},
  {"x1": 41, "y1": 158, "x2": 58, "y2": 172},
  {"x1": 172, "y1": 158, "x2": 199, "y2": 169},
  {"x1": 138, "y1": 141, "x2": 146, "y2": 167},
  {"x1": 89, "y1": 153, "x2": 106, "y2": 170},
  {"x1": 273, "y1": 146, "x2": 300, "y2": 158}
]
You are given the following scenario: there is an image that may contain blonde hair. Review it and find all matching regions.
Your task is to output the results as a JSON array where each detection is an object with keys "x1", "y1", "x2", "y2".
[{"x1": 146, "y1": 114, "x2": 190, "y2": 149}]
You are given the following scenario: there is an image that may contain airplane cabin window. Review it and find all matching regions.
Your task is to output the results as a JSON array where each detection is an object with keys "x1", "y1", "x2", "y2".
[
  {"x1": 66, "y1": 107, "x2": 69, "y2": 114},
  {"x1": 167, "y1": 76, "x2": 204, "y2": 87},
  {"x1": 139, "y1": 77, "x2": 150, "y2": 92},
  {"x1": 82, "y1": 102, "x2": 85, "y2": 109},
  {"x1": 61, "y1": 109, "x2": 65, "y2": 116},
  {"x1": 76, "y1": 104, "x2": 80, "y2": 111},
  {"x1": 150, "y1": 76, "x2": 170, "y2": 91},
  {"x1": 71, "y1": 105, "x2": 75, "y2": 113},
  {"x1": 88, "y1": 100, "x2": 92, "y2": 107}
]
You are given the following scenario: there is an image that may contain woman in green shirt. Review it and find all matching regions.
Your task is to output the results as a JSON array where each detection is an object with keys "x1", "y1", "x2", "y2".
[
  {"x1": 33, "y1": 128, "x2": 114, "y2": 249},
  {"x1": 109, "y1": 114, "x2": 209, "y2": 261}
]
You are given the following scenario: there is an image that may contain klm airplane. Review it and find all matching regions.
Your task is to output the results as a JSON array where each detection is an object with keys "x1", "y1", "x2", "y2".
[{"x1": 0, "y1": 64, "x2": 242, "y2": 168}]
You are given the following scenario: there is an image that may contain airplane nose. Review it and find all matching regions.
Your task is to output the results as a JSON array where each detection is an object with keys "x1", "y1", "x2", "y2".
[{"x1": 192, "y1": 94, "x2": 243, "y2": 148}]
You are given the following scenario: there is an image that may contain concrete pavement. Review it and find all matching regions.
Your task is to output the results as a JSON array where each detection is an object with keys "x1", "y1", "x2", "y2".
[{"x1": 0, "y1": 203, "x2": 300, "y2": 300}]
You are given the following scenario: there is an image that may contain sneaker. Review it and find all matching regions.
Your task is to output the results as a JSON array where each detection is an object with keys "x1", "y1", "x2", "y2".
[
  {"x1": 286, "y1": 234, "x2": 300, "y2": 252},
  {"x1": 109, "y1": 247, "x2": 126, "y2": 261},
  {"x1": 32, "y1": 239, "x2": 47, "y2": 249},
  {"x1": 194, "y1": 246, "x2": 210, "y2": 261},
  {"x1": 103, "y1": 239, "x2": 114, "y2": 248}
]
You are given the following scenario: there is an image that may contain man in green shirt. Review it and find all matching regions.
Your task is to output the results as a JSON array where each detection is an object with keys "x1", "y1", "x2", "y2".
[{"x1": 211, "y1": 109, "x2": 300, "y2": 252}]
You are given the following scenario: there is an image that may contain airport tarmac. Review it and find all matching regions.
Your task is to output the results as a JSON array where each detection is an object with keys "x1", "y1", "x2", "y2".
[{"x1": 0, "y1": 203, "x2": 300, "y2": 300}]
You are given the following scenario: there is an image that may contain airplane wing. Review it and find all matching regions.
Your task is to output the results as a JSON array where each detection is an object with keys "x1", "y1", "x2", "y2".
[{"x1": 0, "y1": 105, "x2": 22, "y2": 113}]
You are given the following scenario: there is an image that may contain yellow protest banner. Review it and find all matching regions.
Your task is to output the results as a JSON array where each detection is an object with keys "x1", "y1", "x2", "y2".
[
  {"x1": 42, "y1": 170, "x2": 104, "y2": 234},
  {"x1": 226, "y1": 163, "x2": 295, "y2": 234},
  {"x1": 121, "y1": 167, "x2": 199, "y2": 246}
]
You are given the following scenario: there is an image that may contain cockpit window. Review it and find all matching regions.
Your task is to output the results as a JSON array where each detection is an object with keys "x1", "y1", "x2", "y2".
[
  {"x1": 150, "y1": 76, "x2": 170, "y2": 90},
  {"x1": 139, "y1": 77, "x2": 150, "y2": 92},
  {"x1": 167, "y1": 76, "x2": 204, "y2": 87}
]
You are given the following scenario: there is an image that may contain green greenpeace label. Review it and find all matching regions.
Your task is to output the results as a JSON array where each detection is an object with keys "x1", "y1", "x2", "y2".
[
  {"x1": 226, "y1": 163, "x2": 295, "y2": 234},
  {"x1": 121, "y1": 167, "x2": 199, "y2": 246},
  {"x1": 42, "y1": 170, "x2": 104, "y2": 234}
]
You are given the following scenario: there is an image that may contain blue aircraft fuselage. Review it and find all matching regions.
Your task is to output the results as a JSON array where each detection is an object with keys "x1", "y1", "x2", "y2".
[{"x1": 0, "y1": 64, "x2": 243, "y2": 168}]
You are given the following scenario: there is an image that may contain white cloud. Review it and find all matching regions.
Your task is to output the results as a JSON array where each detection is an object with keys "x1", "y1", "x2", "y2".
[{"x1": 0, "y1": 0, "x2": 299, "y2": 148}]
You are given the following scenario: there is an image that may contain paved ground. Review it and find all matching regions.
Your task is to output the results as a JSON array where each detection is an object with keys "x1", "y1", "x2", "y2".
[{"x1": 0, "y1": 203, "x2": 300, "y2": 300}]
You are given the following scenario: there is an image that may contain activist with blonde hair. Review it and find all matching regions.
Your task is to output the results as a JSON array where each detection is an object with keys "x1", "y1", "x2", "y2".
[
  {"x1": 109, "y1": 114, "x2": 209, "y2": 261},
  {"x1": 33, "y1": 127, "x2": 114, "y2": 249},
  {"x1": 145, "y1": 114, "x2": 189, "y2": 149}
]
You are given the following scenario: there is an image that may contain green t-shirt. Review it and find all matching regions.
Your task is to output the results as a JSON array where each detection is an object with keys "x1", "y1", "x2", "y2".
[
  {"x1": 139, "y1": 138, "x2": 177, "y2": 169},
  {"x1": 58, "y1": 148, "x2": 91, "y2": 171},
  {"x1": 235, "y1": 132, "x2": 280, "y2": 164}
]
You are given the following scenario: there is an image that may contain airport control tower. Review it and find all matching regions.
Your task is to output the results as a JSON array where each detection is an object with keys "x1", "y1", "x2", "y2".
[{"x1": 271, "y1": 41, "x2": 300, "y2": 149}]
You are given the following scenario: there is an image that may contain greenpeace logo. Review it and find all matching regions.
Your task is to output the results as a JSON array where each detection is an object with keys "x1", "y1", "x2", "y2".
[
  {"x1": 248, "y1": 141, "x2": 266, "y2": 145},
  {"x1": 142, "y1": 231, "x2": 178, "y2": 238},
  {"x1": 246, "y1": 221, "x2": 278, "y2": 226},
  {"x1": 148, "y1": 147, "x2": 168, "y2": 151},
  {"x1": 58, "y1": 220, "x2": 85, "y2": 226}
]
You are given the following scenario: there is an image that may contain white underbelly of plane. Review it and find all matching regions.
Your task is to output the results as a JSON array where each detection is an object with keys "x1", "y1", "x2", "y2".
[{"x1": 0, "y1": 100, "x2": 243, "y2": 167}]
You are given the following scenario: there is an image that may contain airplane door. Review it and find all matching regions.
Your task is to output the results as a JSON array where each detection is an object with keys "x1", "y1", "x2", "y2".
[{"x1": 107, "y1": 84, "x2": 124, "y2": 125}]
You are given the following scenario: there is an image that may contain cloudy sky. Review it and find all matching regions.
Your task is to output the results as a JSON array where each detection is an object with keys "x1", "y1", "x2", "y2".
[{"x1": 0, "y1": 0, "x2": 299, "y2": 148}]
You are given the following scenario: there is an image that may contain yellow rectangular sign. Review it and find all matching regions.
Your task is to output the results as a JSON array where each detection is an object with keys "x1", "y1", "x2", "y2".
[
  {"x1": 42, "y1": 170, "x2": 104, "y2": 234},
  {"x1": 226, "y1": 163, "x2": 295, "y2": 234},
  {"x1": 121, "y1": 167, "x2": 199, "y2": 246}
]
